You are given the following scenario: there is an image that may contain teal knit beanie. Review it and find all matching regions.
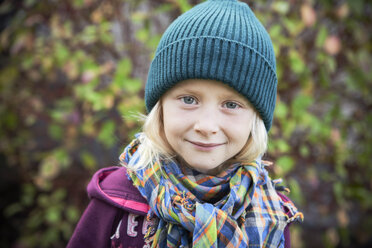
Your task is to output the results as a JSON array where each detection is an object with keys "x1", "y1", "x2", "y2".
[{"x1": 145, "y1": 0, "x2": 277, "y2": 131}]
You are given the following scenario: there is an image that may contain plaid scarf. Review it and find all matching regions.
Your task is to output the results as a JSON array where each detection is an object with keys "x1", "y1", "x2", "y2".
[{"x1": 120, "y1": 139, "x2": 302, "y2": 248}]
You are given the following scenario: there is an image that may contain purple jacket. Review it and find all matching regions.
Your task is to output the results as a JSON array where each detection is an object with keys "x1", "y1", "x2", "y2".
[{"x1": 68, "y1": 166, "x2": 292, "y2": 248}]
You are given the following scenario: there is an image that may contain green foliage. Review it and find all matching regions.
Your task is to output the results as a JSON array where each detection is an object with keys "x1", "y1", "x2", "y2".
[
  {"x1": 260, "y1": 0, "x2": 372, "y2": 245},
  {"x1": 0, "y1": 0, "x2": 371, "y2": 247}
]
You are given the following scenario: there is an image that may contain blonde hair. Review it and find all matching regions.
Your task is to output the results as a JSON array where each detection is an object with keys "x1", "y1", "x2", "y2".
[{"x1": 126, "y1": 101, "x2": 268, "y2": 171}]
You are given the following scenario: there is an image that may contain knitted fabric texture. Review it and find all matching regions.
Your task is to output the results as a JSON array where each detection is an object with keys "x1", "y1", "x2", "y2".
[
  {"x1": 120, "y1": 139, "x2": 302, "y2": 248},
  {"x1": 145, "y1": 0, "x2": 277, "y2": 131}
]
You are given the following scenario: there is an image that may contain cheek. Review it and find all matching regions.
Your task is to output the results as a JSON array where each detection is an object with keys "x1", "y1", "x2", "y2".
[
  {"x1": 163, "y1": 114, "x2": 181, "y2": 135},
  {"x1": 162, "y1": 102, "x2": 184, "y2": 127},
  {"x1": 162, "y1": 113, "x2": 183, "y2": 147},
  {"x1": 229, "y1": 117, "x2": 253, "y2": 145},
  {"x1": 162, "y1": 105, "x2": 175, "y2": 130},
  {"x1": 235, "y1": 130, "x2": 251, "y2": 148}
]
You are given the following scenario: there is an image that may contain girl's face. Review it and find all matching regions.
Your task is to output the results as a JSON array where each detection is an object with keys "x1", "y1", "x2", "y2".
[{"x1": 162, "y1": 79, "x2": 255, "y2": 175}]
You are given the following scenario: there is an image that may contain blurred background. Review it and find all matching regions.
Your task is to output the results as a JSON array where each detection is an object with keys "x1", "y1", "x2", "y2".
[{"x1": 1, "y1": 0, "x2": 371, "y2": 247}]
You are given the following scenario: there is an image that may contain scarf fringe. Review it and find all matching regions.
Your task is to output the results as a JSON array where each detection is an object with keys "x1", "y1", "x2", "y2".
[{"x1": 272, "y1": 178, "x2": 304, "y2": 223}]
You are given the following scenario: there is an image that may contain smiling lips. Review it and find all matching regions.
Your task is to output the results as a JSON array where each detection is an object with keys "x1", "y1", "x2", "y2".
[{"x1": 187, "y1": 140, "x2": 225, "y2": 151}]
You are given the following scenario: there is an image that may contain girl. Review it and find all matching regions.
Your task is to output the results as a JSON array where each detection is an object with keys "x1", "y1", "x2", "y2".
[{"x1": 68, "y1": 0, "x2": 303, "y2": 247}]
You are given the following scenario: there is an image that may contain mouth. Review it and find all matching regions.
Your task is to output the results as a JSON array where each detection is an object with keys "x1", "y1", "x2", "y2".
[{"x1": 187, "y1": 140, "x2": 225, "y2": 151}]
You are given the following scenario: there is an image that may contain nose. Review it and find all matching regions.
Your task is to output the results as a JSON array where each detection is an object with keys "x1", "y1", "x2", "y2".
[{"x1": 193, "y1": 109, "x2": 219, "y2": 136}]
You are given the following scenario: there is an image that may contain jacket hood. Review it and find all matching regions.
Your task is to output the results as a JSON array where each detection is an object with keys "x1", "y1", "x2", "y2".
[{"x1": 87, "y1": 166, "x2": 149, "y2": 216}]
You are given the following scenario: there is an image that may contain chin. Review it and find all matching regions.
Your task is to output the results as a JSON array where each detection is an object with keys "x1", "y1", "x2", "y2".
[{"x1": 194, "y1": 164, "x2": 223, "y2": 175}]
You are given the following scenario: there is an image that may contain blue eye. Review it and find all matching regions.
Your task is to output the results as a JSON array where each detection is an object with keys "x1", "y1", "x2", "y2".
[
  {"x1": 181, "y1": 96, "x2": 197, "y2": 105},
  {"x1": 224, "y1": 101, "x2": 240, "y2": 109}
]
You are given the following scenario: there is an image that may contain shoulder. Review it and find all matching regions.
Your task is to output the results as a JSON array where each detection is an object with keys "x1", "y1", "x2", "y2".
[{"x1": 87, "y1": 166, "x2": 149, "y2": 216}]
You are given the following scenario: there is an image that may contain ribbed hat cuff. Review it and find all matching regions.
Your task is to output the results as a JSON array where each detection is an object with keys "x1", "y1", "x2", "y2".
[{"x1": 145, "y1": 36, "x2": 277, "y2": 131}]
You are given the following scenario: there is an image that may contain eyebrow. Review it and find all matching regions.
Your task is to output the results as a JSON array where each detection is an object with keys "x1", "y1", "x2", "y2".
[{"x1": 174, "y1": 85, "x2": 249, "y2": 103}]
